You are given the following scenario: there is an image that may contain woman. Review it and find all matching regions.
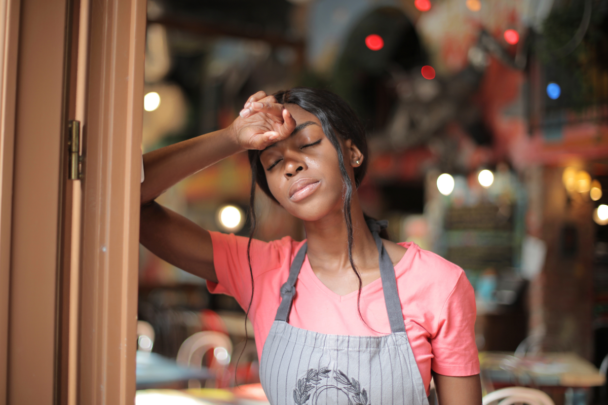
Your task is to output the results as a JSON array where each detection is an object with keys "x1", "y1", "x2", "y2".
[{"x1": 141, "y1": 88, "x2": 481, "y2": 405}]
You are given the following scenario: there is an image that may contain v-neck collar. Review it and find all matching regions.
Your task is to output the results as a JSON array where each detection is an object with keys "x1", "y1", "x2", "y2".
[{"x1": 298, "y1": 242, "x2": 416, "y2": 303}]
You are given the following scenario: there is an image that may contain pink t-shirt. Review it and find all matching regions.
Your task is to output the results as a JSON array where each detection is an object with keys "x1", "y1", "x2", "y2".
[{"x1": 207, "y1": 232, "x2": 480, "y2": 394}]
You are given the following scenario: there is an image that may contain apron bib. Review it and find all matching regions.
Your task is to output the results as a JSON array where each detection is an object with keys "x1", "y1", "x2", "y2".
[{"x1": 259, "y1": 220, "x2": 429, "y2": 405}]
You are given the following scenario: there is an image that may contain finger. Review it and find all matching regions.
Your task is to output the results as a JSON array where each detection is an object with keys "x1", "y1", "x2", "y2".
[
  {"x1": 249, "y1": 101, "x2": 284, "y2": 119},
  {"x1": 257, "y1": 94, "x2": 277, "y2": 105},
  {"x1": 245, "y1": 93, "x2": 276, "y2": 109},
  {"x1": 244, "y1": 91, "x2": 267, "y2": 108},
  {"x1": 239, "y1": 108, "x2": 251, "y2": 118},
  {"x1": 251, "y1": 131, "x2": 279, "y2": 150}
]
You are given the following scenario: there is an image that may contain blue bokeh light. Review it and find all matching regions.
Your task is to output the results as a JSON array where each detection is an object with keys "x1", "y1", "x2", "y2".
[{"x1": 547, "y1": 83, "x2": 561, "y2": 100}]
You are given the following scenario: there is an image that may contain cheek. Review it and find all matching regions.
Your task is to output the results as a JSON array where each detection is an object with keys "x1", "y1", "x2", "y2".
[
  {"x1": 265, "y1": 172, "x2": 287, "y2": 204},
  {"x1": 308, "y1": 149, "x2": 350, "y2": 186}
]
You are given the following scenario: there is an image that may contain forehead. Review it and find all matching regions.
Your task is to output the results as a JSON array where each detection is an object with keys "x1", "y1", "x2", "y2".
[{"x1": 284, "y1": 103, "x2": 320, "y2": 126}]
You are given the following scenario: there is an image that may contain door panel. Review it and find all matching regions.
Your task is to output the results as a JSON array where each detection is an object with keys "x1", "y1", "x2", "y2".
[{"x1": 7, "y1": 0, "x2": 69, "y2": 403}]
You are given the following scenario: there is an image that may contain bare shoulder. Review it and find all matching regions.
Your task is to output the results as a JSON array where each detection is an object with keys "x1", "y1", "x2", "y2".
[{"x1": 381, "y1": 238, "x2": 408, "y2": 266}]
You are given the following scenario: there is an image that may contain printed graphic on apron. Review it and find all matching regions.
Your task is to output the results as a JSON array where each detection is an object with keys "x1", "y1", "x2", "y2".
[{"x1": 293, "y1": 367, "x2": 370, "y2": 405}]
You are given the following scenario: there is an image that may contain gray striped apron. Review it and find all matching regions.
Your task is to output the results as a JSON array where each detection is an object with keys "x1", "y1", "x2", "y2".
[{"x1": 260, "y1": 221, "x2": 429, "y2": 405}]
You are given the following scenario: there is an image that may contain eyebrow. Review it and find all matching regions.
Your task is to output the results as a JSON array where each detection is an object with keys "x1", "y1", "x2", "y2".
[{"x1": 261, "y1": 121, "x2": 319, "y2": 152}]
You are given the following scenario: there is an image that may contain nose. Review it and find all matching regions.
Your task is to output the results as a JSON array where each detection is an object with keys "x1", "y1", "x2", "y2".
[{"x1": 284, "y1": 158, "x2": 304, "y2": 178}]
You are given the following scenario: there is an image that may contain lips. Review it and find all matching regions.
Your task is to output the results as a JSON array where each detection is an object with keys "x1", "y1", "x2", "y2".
[{"x1": 289, "y1": 178, "x2": 320, "y2": 202}]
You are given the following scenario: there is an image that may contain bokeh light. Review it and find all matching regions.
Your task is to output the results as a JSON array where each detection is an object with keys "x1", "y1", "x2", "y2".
[
  {"x1": 365, "y1": 34, "x2": 384, "y2": 51},
  {"x1": 144, "y1": 92, "x2": 161, "y2": 111},
  {"x1": 591, "y1": 180, "x2": 602, "y2": 201},
  {"x1": 596, "y1": 204, "x2": 608, "y2": 225},
  {"x1": 562, "y1": 167, "x2": 577, "y2": 192},
  {"x1": 576, "y1": 170, "x2": 591, "y2": 193},
  {"x1": 478, "y1": 169, "x2": 494, "y2": 188},
  {"x1": 547, "y1": 83, "x2": 561, "y2": 100},
  {"x1": 218, "y1": 205, "x2": 244, "y2": 232},
  {"x1": 466, "y1": 0, "x2": 481, "y2": 12},
  {"x1": 503, "y1": 29, "x2": 519, "y2": 45},
  {"x1": 214, "y1": 347, "x2": 231, "y2": 365},
  {"x1": 437, "y1": 173, "x2": 455, "y2": 196},
  {"x1": 421, "y1": 65, "x2": 436, "y2": 80},
  {"x1": 415, "y1": 0, "x2": 431, "y2": 12},
  {"x1": 138, "y1": 335, "x2": 153, "y2": 351}
]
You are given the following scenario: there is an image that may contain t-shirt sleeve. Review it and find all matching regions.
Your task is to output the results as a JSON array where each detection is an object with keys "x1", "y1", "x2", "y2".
[
  {"x1": 206, "y1": 231, "x2": 291, "y2": 309},
  {"x1": 431, "y1": 271, "x2": 480, "y2": 376}
]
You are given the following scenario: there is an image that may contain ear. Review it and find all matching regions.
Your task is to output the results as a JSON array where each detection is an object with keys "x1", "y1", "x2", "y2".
[{"x1": 344, "y1": 139, "x2": 364, "y2": 168}]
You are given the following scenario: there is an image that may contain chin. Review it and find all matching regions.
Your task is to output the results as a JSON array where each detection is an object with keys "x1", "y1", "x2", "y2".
[{"x1": 283, "y1": 194, "x2": 344, "y2": 223}]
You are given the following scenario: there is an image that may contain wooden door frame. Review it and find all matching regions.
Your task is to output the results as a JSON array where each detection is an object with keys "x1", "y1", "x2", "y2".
[
  {"x1": 0, "y1": 0, "x2": 20, "y2": 403},
  {"x1": 0, "y1": 0, "x2": 146, "y2": 403},
  {"x1": 77, "y1": 0, "x2": 146, "y2": 403}
]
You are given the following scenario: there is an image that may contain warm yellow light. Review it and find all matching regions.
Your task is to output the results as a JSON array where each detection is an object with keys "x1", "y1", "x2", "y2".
[
  {"x1": 218, "y1": 205, "x2": 243, "y2": 231},
  {"x1": 144, "y1": 92, "x2": 161, "y2": 111},
  {"x1": 437, "y1": 173, "x2": 455, "y2": 196},
  {"x1": 466, "y1": 0, "x2": 481, "y2": 12},
  {"x1": 595, "y1": 205, "x2": 608, "y2": 225},
  {"x1": 591, "y1": 180, "x2": 602, "y2": 201},
  {"x1": 478, "y1": 169, "x2": 494, "y2": 188},
  {"x1": 562, "y1": 167, "x2": 577, "y2": 192},
  {"x1": 576, "y1": 170, "x2": 591, "y2": 193}
]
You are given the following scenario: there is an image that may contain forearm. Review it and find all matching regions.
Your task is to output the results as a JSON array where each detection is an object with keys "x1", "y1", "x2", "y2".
[{"x1": 141, "y1": 125, "x2": 242, "y2": 204}]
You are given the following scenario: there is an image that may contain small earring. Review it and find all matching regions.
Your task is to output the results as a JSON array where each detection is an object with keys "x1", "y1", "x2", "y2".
[{"x1": 355, "y1": 160, "x2": 360, "y2": 165}]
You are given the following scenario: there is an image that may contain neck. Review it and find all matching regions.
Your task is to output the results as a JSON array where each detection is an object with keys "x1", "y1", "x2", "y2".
[{"x1": 303, "y1": 195, "x2": 378, "y2": 272}]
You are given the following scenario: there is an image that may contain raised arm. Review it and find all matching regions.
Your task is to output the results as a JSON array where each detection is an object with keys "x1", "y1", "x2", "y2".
[{"x1": 139, "y1": 92, "x2": 295, "y2": 282}]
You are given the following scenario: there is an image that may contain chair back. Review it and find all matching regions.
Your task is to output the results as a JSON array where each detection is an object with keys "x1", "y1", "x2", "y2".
[
  {"x1": 136, "y1": 320, "x2": 155, "y2": 352},
  {"x1": 177, "y1": 331, "x2": 233, "y2": 388},
  {"x1": 177, "y1": 331, "x2": 233, "y2": 368},
  {"x1": 483, "y1": 387, "x2": 554, "y2": 405}
]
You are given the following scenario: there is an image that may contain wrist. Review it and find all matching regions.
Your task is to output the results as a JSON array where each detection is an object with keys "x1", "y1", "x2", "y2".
[{"x1": 224, "y1": 121, "x2": 245, "y2": 153}]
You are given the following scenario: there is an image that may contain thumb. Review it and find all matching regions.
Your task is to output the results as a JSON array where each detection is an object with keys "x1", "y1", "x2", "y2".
[{"x1": 276, "y1": 108, "x2": 296, "y2": 139}]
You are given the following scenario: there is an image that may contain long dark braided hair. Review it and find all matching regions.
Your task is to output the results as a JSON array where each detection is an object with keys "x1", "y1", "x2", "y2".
[{"x1": 237, "y1": 88, "x2": 387, "y2": 382}]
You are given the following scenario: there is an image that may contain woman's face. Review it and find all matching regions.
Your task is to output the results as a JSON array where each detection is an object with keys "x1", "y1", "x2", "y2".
[{"x1": 259, "y1": 103, "x2": 362, "y2": 222}]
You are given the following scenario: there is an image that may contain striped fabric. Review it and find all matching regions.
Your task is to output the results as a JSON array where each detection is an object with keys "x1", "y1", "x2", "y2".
[
  {"x1": 260, "y1": 322, "x2": 429, "y2": 405},
  {"x1": 259, "y1": 221, "x2": 429, "y2": 405}
]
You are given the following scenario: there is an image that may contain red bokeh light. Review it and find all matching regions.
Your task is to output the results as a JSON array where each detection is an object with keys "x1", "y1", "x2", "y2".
[
  {"x1": 365, "y1": 34, "x2": 384, "y2": 51},
  {"x1": 421, "y1": 65, "x2": 436, "y2": 80},
  {"x1": 503, "y1": 29, "x2": 519, "y2": 45},
  {"x1": 415, "y1": 0, "x2": 432, "y2": 12}
]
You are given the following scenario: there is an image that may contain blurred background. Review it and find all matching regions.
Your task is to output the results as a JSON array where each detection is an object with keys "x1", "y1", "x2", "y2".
[{"x1": 135, "y1": 0, "x2": 608, "y2": 404}]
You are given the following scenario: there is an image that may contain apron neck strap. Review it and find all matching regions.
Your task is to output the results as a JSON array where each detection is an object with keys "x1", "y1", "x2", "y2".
[
  {"x1": 275, "y1": 220, "x2": 406, "y2": 334},
  {"x1": 369, "y1": 220, "x2": 406, "y2": 334},
  {"x1": 274, "y1": 241, "x2": 308, "y2": 323}
]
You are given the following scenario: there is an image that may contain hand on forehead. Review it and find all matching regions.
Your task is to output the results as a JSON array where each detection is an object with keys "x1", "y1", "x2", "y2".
[
  {"x1": 239, "y1": 91, "x2": 282, "y2": 119},
  {"x1": 239, "y1": 91, "x2": 319, "y2": 126}
]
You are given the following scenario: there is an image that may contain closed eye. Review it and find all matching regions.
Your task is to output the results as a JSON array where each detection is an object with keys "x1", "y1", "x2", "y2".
[
  {"x1": 266, "y1": 140, "x2": 321, "y2": 171},
  {"x1": 301, "y1": 139, "x2": 321, "y2": 149},
  {"x1": 266, "y1": 159, "x2": 282, "y2": 171}
]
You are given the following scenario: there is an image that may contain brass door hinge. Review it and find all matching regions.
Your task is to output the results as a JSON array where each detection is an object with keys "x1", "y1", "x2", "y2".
[{"x1": 68, "y1": 120, "x2": 83, "y2": 180}]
